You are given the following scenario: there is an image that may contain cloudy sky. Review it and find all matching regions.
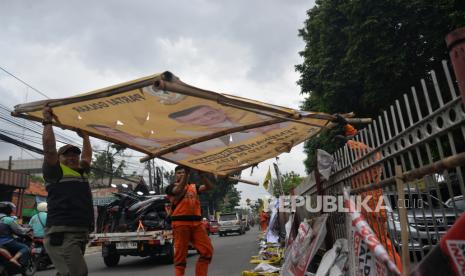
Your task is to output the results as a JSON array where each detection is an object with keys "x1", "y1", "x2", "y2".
[{"x1": 0, "y1": 0, "x2": 315, "y2": 204}]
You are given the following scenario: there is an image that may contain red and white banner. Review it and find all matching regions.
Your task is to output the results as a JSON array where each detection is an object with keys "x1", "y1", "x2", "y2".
[{"x1": 343, "y1": 187, "x2": 400, "y2": 276}]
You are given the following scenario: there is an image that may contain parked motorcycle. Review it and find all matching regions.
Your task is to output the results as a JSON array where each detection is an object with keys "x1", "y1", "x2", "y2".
[
  {"x1": 97, "y1": 188, "x2": 170, "y2": 233},
  {"x1": 0, "y1": 236, "x2": 37, "y2": 276}
]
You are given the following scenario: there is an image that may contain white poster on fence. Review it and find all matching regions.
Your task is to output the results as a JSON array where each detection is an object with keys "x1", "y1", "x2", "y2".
[
  {"x1": 266, "y1": 198, "x2": 280, "y2": 243},
  {"x1": 351, "y1": 224, "x2": 387, "y2": 276},
  {"x1": 281, "y1": 214, "x2": 328, "y2": 276}
]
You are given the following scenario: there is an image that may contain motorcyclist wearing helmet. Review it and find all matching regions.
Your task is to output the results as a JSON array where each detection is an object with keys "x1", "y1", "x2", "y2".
[
  {"x1": 28, "y1": 202, "x2": 48, "y2": 238},
  {"x1": 0, "y1": 202, "x2": 31, "y2": 266}
]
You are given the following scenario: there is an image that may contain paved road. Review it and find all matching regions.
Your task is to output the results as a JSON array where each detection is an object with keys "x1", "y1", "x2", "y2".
[{"x1": 37, "y1": 227, "x2": 259, "y2": 275}]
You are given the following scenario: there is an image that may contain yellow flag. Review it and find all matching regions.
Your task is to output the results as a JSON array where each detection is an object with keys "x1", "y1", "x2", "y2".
[{"x1": 263, "y1": 166, "x2": 272, "y2": 190}]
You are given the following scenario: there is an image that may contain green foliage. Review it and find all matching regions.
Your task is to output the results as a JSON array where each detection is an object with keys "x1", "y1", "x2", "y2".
[
  {"x1": 272, "y1": 171, "x2": 303, "y2": 197},
  {"x1": 200, "y1": 174, "x2": 241, "y2": 214},
  {"x1": 297, "y1": 0, "x2": 465, "y2": 172},
  {"x1": 30, "y1": 175, "x2": 44, "y2": 183},
  {"x1": 90, "y1": 143, "x2": 127, "y2": 179},
  {"x1": 253, "y1": 198, "x2": 264, "y2": 213},
  {"x1": 219, "y1": 186, "x2": 241, "y2": 213}
]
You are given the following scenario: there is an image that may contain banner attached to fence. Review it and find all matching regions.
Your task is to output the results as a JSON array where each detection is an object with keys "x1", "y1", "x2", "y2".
[
  {"x1": 281, "y1": 214, "x2": 328, "y2": 276},
  {"x1": 343, "y1": 187, "x2": 400, "y2": 276},
  {"x1": 12, "y1": 72, "x2": 331, "y2": 175}
]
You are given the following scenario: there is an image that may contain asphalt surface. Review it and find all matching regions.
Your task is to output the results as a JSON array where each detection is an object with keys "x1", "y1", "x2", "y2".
[{"x1": 36, "y1": 227, "x2": 260, "y2": 276}]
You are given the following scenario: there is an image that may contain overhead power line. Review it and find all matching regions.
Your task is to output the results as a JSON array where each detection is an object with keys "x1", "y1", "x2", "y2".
[
  {"x1": 0, "y1": 66, "x2": 50, "y2": 99},
  {"x1": 0, "y1": 67, "x2": 167, "y2": 173},
  {"x1": 0, "y1": 133, "x2": 44, "y2": 154}
]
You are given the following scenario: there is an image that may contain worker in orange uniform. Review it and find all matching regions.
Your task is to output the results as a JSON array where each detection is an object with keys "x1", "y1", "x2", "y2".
[
  {"x1": 259, "y1": 209, "x2": 270, "y2": 233},
  {"x1": 165, "y1": 166, "x2": 214, "y2": 276},
  {"x1": 335, "y1": 115, "x2": 402, "y2": 271}
]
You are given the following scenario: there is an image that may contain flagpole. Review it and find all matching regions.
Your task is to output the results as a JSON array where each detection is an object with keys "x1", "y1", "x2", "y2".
[{"x1": 273, "y1": 162, "x2": 285, "y2": 196}]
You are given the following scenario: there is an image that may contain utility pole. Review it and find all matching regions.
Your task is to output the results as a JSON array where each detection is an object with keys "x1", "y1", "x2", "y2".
[
  {"x1": 107, "y1": 145, "x2": 113, "y2": 187},
  {"x1": 273, "y1": 162, "x2": 285, "y2": 196},
  {"x1": 8, "y1": 156, "x2": 12, "y2": 170},
  {"x1": 160, "y1": 166, "x2": 164, "y2": 194},
  {"x1": 147, "y1": 161, "x2": 153, "y2": 191},
  {"x1": 153, "y1": 160, "x2": 159, "y2": 194}
]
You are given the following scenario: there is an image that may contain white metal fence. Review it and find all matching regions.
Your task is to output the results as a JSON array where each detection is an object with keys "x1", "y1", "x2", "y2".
[{"x1": 298, "y1": 60, "x2": 465, "y2": 269}]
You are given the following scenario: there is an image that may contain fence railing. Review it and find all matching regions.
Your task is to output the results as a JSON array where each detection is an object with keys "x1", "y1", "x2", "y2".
[{"x1": 296, "y1": 60, "x2": 465, "y2": 270}]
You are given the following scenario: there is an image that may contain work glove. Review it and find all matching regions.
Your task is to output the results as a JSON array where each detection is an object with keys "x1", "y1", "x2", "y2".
[{"x1": 335, "y1": 114, "x2": 348, "y2": 126}]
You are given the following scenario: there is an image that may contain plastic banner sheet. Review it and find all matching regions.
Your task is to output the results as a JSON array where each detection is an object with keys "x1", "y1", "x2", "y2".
[
  {"x1": 343, "y1": 187, "x2": 400, "y2": 276},
  {"x1": 266, "y1": 198, "x2": 280, "y2": 243},
  {"x1": 317, "y1": 149, "x2": 336, "y2": 181},
  {"x1": 281, "y1": 214, "x2": 328, "y2": 276},
  {"x1": 13, "y1": 72, "x2": 331, "y2": 175},
  {"x1": 315, "y1": 239, "x2": 349, "y2": 276}
]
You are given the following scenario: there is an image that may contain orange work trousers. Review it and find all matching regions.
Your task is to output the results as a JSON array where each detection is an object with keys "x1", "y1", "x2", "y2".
[{"x1": 173, "y1": 224, "x2": 213, "y2": 276}]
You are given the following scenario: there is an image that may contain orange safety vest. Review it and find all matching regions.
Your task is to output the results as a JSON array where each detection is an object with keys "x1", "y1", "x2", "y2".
[{"x1": 170, "y1": 184, "x2": 202, "y2": 226}]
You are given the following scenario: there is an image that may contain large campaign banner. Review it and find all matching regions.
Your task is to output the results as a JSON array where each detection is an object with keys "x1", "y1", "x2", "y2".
[{"x1": 13, "y1": 72, "x2": 331, "y2": 175}]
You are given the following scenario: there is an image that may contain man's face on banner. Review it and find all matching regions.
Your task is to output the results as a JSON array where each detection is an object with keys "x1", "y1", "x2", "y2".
[{"x1": 175, "y1": 106, "x2": 227, "y2": 126}]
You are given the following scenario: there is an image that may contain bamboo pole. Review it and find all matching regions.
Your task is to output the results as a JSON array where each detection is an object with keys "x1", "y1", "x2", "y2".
[
  {"x1": 139, "y1": 118, "x2": 285, "y2": 162},
  {"x1": 395, "y1": 165, "x2": 410, "y2": 276},
  {"x1": 12, "y1": 77, "x2": 159, "y2": 113},
  {"x1": 228, "y1": 176, "x2": 259, "y2": 186},
  {"x1": 346, "y1": 118, "x2": 372, "y2": 124},
  {"x1": 351, "y1": 151, "x2": 465, "y2": 194},
  {"x1": 154, "y1": 78, "x2": 300, "y2": 118},
  {"x1": 217, "y1": 100, "x2": 332, "y2": 129}
]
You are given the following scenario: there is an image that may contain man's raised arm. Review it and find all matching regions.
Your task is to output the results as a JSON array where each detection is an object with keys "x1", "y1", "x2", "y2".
[
  {"x1": 79, "y1": 131, "x2": 92, "y2": 168},
  {"x1": 42, "y1": 106, "x2": 58, "y2": 166},
  {"x1": 198, "y1": 172, "x2": 215, "y2": 192}
]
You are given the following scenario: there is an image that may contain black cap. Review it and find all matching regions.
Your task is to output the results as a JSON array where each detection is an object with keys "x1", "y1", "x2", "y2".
[{"x1": 57, "y1": 144, "x2": 81, "y2": 155}]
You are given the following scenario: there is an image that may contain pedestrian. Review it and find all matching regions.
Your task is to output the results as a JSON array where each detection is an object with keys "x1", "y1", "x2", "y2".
[
  {"x1": 259, "y1": 209, "x2": 269, "y2": 233},
  {"x1": 28, "y1": 202, "x2": 48, "y2": 238},
  {"x1": 0, "y1": 201, "x2": 31, "y2": 267},
  {"x1": 165, "y1": 166, "x2": 214, "y2": 276},
  {"x1": 42, "y1": 105, "x2": 94, "y2": 276}
]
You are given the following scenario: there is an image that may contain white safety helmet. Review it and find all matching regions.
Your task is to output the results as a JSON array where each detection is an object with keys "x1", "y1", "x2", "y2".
[{"x1": 37, "y1": 202, "x2": 48, "y2": 212}]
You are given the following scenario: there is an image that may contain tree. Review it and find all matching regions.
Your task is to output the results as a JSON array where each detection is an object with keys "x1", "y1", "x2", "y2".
[
  {"x1": 250, "y1": 198, "x2": 264, "y2": 215},
  {"x1": 199, "y1": 173, "x2": 242, "y2": 214},
  {"x1": 272, "y1": 171, "x2": 303, "y2": 197},
  {"x1": 219, "y1": 186, "x2": 241, "y2": 213},
  {"x1": 90, "y1": 143, "x2": 127, "y2": 185},
  {"x1": 296, "y1": 0, "x2": 465, "y2": 172},
  {"x1": 163, "y1": 170, "x2": 176, "y2": 185}
]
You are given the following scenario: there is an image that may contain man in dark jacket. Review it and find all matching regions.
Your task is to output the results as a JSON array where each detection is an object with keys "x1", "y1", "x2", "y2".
[{"x1": 42, "y1": 106, "x2": 94, "y2": 276}]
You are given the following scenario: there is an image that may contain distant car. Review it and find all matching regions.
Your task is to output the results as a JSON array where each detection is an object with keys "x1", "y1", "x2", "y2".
[
  {"x1": 218, "y1": 212, "x2": 245, "y2": 236},
  {"x1": 208, "y1": 220, "x2": 219, "y2": 235},
  {"x1": 445, "y1": 195, "x2": 465, "y2": 212}
]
